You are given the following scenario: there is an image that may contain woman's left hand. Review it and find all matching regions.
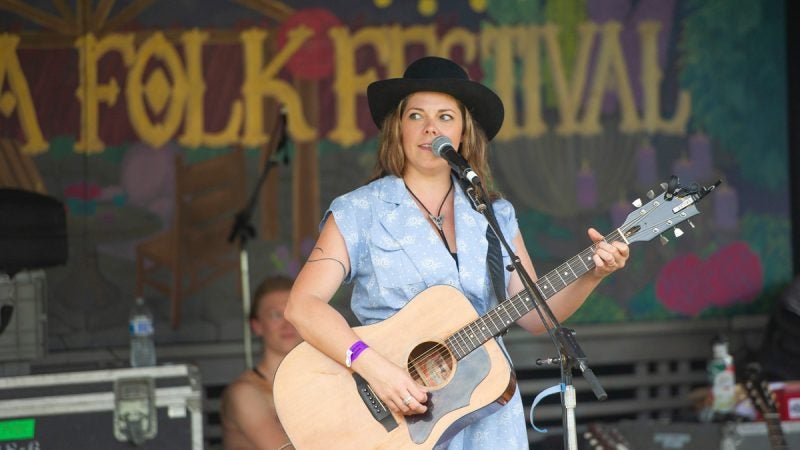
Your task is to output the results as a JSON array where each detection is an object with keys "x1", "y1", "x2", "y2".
[{"x1": 588, "y1": 227, "x2": 629, "y2": 278}]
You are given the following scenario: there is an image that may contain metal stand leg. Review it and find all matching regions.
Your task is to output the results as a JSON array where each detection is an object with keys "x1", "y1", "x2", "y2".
[
  {"x1": 564, "y1": 384, "x2": 578, "y2": 450},
  {"x1": 561, "y1": 361, "x2": 579, "y2": 450},
  {"x1": 239, "y1": 249, "x2": 253, "y2": 369}
]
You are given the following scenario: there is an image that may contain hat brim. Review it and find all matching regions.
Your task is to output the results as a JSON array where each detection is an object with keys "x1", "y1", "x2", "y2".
[{"x1": 367, "y1": 78, "x2": 504, "y2": 141}]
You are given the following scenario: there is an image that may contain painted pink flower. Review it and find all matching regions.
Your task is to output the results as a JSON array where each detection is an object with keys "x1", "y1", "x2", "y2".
[{"x1": 656, "y1": 241, "x2": 763, "y2": 316}]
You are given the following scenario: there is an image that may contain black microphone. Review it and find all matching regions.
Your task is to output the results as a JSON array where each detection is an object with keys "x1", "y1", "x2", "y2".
[{"x1": 431, "y1": 136, "x2": 481, "y2": 187}]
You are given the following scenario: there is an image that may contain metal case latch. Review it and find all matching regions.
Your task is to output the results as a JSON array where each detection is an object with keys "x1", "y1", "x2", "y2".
[{"x1": 113, "y1": 376, "x2": 157, "y2": 445}]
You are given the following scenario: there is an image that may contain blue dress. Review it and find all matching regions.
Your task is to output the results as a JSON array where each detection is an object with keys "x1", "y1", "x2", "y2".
[{"x1": 325, "y1": 175, "x2": 530, "y2": 450}]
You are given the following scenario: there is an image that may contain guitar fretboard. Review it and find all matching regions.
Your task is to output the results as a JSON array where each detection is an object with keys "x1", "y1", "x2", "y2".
[
  {"x1": 764, "y1": 412, "x2": 789, "y2": 450},
  {"x1": 446, "y1": 229, "x2": 626, "y2": 360},
  {"x1": 747, "y1": 365, "x2": 789, "y2": 450}
]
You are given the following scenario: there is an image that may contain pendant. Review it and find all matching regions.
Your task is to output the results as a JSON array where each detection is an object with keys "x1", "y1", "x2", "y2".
[{"x1": 430, "y1": 214, "x2": 445, "y2": 231}]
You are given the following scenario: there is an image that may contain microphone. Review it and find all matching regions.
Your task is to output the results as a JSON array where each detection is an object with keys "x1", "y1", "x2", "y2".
[{"x1": 431, "y1": 136, "x2": 481, "y2": 187}]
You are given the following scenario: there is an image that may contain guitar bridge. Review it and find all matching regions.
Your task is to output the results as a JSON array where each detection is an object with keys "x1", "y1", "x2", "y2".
[{"x1": 352, "y1": 373, "x2": 398, "y2": 432}]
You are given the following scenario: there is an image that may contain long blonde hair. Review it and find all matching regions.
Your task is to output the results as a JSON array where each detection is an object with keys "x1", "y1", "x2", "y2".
[{"x1": 368, "y1": 95, "x2": 500, "y2": 199}]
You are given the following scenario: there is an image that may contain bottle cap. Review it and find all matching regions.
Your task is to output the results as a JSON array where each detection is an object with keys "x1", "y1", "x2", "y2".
[{"x1": 712, "y1": 341, "x2": 729, "y2": 358}]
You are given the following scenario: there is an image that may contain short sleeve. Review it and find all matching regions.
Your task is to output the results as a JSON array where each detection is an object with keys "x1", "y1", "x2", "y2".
[
  {"x1": 322, "y1": 193, "x2": 371, "y2": 283},
  {"x1": 491, "y1": 197, "x2": 520, "y2": 254}
]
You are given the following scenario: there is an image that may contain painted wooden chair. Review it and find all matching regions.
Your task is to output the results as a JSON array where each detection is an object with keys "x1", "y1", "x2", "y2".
[{"x1": 135, "y1": 148, "x2": 246, "y2": 329}]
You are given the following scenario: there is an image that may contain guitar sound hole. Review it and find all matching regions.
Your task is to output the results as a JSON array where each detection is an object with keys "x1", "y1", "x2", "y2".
[{"x1": 407, "y1": 341, "x2": 454, "y2": 388}]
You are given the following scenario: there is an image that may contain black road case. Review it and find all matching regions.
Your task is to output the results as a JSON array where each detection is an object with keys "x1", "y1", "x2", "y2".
[{"x1": 0, "y1": 364, "x2": 203, "y2": 449}]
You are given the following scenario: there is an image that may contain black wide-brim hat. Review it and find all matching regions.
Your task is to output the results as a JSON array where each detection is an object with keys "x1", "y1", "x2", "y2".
[{"x1": 367, "y1": 56, "x2": 504, "y2": 141}]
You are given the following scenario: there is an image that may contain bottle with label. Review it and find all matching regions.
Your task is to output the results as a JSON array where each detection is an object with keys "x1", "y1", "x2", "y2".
[
  {"x1": 709, "y1": 336, "x2": 736, "y2": 415},
  {"x1": 129, "y1": 297, "x2": 156, "y2": 367}
]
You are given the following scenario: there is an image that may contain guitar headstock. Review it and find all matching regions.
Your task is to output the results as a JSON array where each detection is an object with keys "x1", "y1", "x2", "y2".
[
  {"x1": 619, "y1": 176, "x2": 721, "y2": 245},
  {"x1": 746, "y1": 362, "x2": 780, "y2": 417}
]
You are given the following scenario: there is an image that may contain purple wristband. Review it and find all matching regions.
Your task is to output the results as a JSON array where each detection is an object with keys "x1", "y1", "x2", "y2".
[{"x1": 345, "y1": 340, "x2": 369, "y2": 368}]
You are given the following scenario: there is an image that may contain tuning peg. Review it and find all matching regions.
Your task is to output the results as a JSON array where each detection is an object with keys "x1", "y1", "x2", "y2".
[
  {"x1": 674, "y1": 227, "x2": 684, "y2": 238},
  {"x1": 659, "y1": 234, "x2": 669, "y2": 245},
  {"x1": 688, "y1": 220, "x2": 695, "y2": 229},
  {"x1": 646, "y1": 190, "x2": 655, "y2": 200},
  {"x1": 632, "y1": 198, "x2": 643, "y2": 208},
  {"x1": 660, "y1": 182, "x2": 668, "y2": 191}
]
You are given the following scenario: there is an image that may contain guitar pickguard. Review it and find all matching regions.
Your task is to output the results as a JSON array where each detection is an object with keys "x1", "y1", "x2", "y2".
[{"x1": 406, "y1": 346, "x2": 490, "y2": 444}]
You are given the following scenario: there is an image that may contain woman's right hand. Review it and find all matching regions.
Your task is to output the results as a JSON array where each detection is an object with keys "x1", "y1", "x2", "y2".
[{"x1": 353, "y1": 348, "x2": 429, "y2": 415}]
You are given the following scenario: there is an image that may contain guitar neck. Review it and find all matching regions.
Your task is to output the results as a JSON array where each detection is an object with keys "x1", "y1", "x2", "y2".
[
  {"x1": 763, "y1": 413, "x2": 789, "y2": 450},
  {"x1": 446, "y1": 229, "x2": 626, "y2": 360},
  {"x1": 536, "y1": 229, "x2": 626, "y2": 300},
  {"x1": 746, "y1": 363, "x2": 790, "y2": 450}
]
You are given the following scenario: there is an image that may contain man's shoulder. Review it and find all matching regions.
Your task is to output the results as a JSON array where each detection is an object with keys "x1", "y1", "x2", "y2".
[{"x1": 225, "y1": 371, "x2": 272, "y2": 400}]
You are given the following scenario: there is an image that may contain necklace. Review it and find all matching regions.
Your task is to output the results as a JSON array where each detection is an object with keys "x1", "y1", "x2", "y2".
[
  {"x1": 404, "y1": 178, "x2": 453, "y2": 232},
  {"x1": 253, "y1": 366, "x2": 269, "y2": 381}
]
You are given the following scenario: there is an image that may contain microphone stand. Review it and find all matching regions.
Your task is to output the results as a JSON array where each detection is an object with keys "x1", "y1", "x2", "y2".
[
  {"x1": 463, "y1": 180, "x2": 606, "y2": 450},
  {"x1": 227, "y1": 108, "x2": 287, "y2": 369}
]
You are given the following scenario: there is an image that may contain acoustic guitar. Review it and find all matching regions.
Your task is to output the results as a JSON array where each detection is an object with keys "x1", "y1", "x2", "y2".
[
  {"x1": 746, "y1": 363, "x2": 789, "y2": 450},
  {"x1": 274, "y1": 178, "x2": 718, "y2": 449}
]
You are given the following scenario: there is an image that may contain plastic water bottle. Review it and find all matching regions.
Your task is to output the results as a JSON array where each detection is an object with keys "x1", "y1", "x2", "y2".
[
  {"x1": 129, "y1": 297, "x2": 156, "y2": 367},
  {"x1": 709, "y1": 336, "x2": 736, "y2": 415}
]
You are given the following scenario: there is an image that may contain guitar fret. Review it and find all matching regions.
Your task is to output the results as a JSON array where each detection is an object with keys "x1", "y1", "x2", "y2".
[
  {"x1": 480, "y1": 320, "x2": 492, "y2": 341},
  {"x1": 578, "y1": 250, "x2": 592, "y2": 271},
  {"x1": 555, "y1": 266, "x2": 570, "y2": 286},
  {"x1": 582, "y1": 248, "x2": 595, "y2": 271},
  {"x1": 449, "y1": 332, "x2": 468, "y2": 359},
  {"x1": 548, "y1": 272, "x2": 564, "y2": 291},
  {"x1": 486, "y1": 312, "x2": 499, "y2": 333},
  {"x1": 508, "y1": 295, "x2": 524, "y2": 317},
  {"x1": 537, "y1": 281, "x2": 553, "y2": 297},
  {"x1": 460, "y1": 329, "x2": 473, "y2": 355},
  {"x1": 494, "y1": 312, "x2": 504, "y2": 329},
  {"x1": 569, "y1": 256, "x2": 589, "y2": 277},
  {"x1": 461, "y1": 328, "x2": 474, "y2": 353},
  {"x1": 444, "y1": 336, "x2": 458, "y2": 359},
  {"x1": 446, "y1": 335, "x2": 459, "y2": 359},
  {"x1": 499, "y1": 303, "x2": 514, "y2": 328},
  {"x1": 565, "y1": 259, "x2": 577, "y2": 278},
  {"x1": 484, "y1": 316, "x2": 497, "y2": 337},
  {"x1": 457, "y1": 333, "x2": 471, "y2": 358},
  {"x1": 467, "y1": 321, "x2": 482, "y2": 347},
  {"x1": 476, "y1": 319, "x2": 490, "y2": 342},
  {"x1": 501, "y1": 305, "x2": 513, "y2": 328},
  {"x1": 469, "y1": 324, "x2": 479, "y2": 343},
  {"x1": 458, "y1": 331, "x2": 471, "y2": 357},
  {"x1": 564, "y1": 261, "x2": 578, "y2": 279},
  {"x1": 519, "y1": 291, "x2": 534, "y2": 313},
  {"x1": 557, "y1": 274, "x2": 568, "y2": 289},
  {"x1": 486, "y1": 313, "x2": 502, "y2": 338}
]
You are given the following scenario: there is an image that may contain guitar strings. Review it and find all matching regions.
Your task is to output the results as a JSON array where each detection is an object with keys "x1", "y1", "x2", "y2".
[
  {"x1": 405, "y1": 291, "x2": 533, "y2": 379},
  {"x1": 404, "y1": 201, "x2": 676, "y2": 375}
]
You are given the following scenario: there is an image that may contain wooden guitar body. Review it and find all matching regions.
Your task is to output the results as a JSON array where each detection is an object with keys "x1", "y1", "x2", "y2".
[{"x1": 274, "y1": 285, "x2": 516, "y2": 449}]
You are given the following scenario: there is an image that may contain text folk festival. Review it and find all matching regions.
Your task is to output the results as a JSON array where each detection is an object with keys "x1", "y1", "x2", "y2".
[{"x1": 0, "y1": 1, "x2": 797, "y2": 450}]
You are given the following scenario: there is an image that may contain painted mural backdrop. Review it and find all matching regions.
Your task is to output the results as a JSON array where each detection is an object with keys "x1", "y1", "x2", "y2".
[{"x1": 0, "y1": 0, "x2": 789, "y2": 337}]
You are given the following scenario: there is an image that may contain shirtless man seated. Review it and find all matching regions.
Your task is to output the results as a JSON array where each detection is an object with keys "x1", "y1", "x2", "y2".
[{"x1": 221, "y1": 275, "x2": 303, "y2": 450}]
